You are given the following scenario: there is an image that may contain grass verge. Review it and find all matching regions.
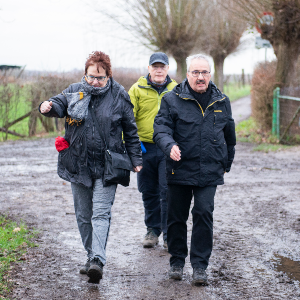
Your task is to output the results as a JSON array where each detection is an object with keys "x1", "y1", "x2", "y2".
[
  {"x1": 224, "y1": 83, "x2": 251, "y2": 101},
  {"x1": 0, "y1": 215, "x2": 37, "y2": 298},
  {"x1": 236, "y1": 117, "x2": 292, "y2": 152}
]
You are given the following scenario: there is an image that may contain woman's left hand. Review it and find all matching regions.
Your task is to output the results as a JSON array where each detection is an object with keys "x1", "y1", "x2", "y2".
[{"x1": 133, "y1": 166, "x2": 143, "y2": 172}]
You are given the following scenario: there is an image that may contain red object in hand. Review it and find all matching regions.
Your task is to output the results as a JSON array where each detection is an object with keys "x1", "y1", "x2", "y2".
[{"x1": 55, "y1": 136, "x2": 69, "y2": 152}]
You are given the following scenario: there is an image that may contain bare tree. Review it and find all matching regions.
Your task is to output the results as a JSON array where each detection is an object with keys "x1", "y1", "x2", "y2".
[
  {"x1": 224, "y1": 0, "x2": 300, "y2": 87},
  {"x1": 196, "y1": 0, "x2": 247, "y2": 91},
  {"x1": 100, "y1": 0, "x2": 208, "y2": 79}
]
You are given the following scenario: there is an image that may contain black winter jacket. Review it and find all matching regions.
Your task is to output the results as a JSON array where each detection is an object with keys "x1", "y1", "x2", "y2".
[
  {"x1": 153, "y1": 79, "x2": 236, "y2": 187},
  {"x1": 41, "y1": 78, "x2": 142, "y2": 188}
]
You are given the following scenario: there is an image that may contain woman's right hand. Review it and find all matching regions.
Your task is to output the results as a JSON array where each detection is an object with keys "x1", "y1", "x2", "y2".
[{"x1": 40, "y1": 101, "x2": 53, "y2": 113}]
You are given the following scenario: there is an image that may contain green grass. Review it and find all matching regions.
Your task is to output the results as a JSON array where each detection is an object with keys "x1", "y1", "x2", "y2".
[
  {"x1": 224, "y1": 83, "x2": 251, "y2": 101},
  {"x1": 0, "y1": 215, "x2": 37, "y2": 298},
  {"x1": 0, "y1": 83, "x2": 46, "y2": 141},
  {"x1": 236, "y1": 117, "x2": 292, "y2": 152},
  {"x1": 252, "y1": 143, "x2": 291, "y2": 152}
]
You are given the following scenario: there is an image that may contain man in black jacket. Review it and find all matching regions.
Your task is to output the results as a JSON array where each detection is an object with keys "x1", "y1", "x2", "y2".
[{"x1": 153, "y1": 54, "x2": 236, "y2": 285}]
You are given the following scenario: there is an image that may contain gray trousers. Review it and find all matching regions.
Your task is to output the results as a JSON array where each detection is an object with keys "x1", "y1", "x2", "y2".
[{"x1": 71, "y1": 179, "x2": 117, "y2": 266}]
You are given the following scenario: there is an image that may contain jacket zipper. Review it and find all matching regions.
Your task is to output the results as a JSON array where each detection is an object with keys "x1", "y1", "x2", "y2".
[
  {"x1": 171, "y1": 95, "x2": 226, "y2": 175},
  {"x1": 213, "y1": 114, "x2": 216, "y2": 142},
  {"x1": 139, "y1": 85, "x2": 170, "y2": 114}
]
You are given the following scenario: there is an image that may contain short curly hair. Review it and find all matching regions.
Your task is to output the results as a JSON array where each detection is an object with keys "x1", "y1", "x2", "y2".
[{"x1": 85, "y1": 51, "x2": 112, "y2": 77}]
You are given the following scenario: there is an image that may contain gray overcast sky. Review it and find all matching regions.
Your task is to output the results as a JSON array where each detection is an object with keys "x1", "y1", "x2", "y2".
[{"x1": 0, "y1": 0, "x2": 276, "y2": 74}]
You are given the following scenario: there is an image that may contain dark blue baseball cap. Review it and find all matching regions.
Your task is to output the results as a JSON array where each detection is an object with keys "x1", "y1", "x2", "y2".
[{"x1": 149, "y1": 52, "x2": 169, "y2": 65}]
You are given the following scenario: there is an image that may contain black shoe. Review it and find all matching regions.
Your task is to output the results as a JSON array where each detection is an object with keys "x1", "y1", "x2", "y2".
[
  {"x1": 79, "y1": 258, "x2": 91, "y2": 274},
  {"x1": 87, "y1": 258, "x2": 103, "y2": 284},
  {"x1": 169, "y1": 265, "x2": 183, "y2": 280},
  {"x1": 192, "y1": 268, "x2": 208, "y2": 285}
]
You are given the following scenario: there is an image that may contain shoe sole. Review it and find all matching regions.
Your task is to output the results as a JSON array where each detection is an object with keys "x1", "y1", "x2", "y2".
[
  {"x1": 143, "y1": 242, "x2": 158, "y2": 248},
  {"x1": 169, "y1": 271, "x2": 183, "y2": 280},
  {"x1": 87, "y1": 266, "x2": 103, "y2": 284},
  {"x1": 192, "y1": 279, "x2": 208, "y2": 286},
  {"x1": 169, "y1": 274, "x2": 182, "y2": 280}
]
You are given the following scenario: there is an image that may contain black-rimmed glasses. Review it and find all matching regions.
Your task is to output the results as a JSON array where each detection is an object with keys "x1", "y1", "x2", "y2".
[{"x1": 189, "y1": 70, "x2": 210, "y2": 77}]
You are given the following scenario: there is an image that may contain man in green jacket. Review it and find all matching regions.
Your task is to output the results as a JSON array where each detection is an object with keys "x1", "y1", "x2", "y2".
[{"x1": 129, "y1": 52, "x2": 177, "y2": 249}]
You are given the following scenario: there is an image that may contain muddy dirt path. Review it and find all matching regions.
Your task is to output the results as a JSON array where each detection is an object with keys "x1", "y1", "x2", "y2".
[
  {"x1": 1, "y1": 101, "x2": 300, "y2": 299},
  {"x1": 231, "y1": 95, "x2": 251, "y2": 123}
]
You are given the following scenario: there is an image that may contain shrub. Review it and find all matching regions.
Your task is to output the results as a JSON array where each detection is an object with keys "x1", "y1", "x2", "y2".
[
  {"x1": 251, "y1": 61, "x2": 277, "y2": 131},
  {"x1": 112, "y1": 69, "x2": 144, "y2": 91},
  {"x1": 27, "y1": 73, "x2": 82, "y2": 135}
]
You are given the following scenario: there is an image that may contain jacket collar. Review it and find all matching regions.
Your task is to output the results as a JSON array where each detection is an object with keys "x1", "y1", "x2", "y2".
[
  {"x1": 137, "y1": 75, "x2": 173, "y2": 93},
  {"x1": 146, "y1": 74, "x2": 172, "y2": 87},
  {"x1": 174, "y1": 79, "x2": 226, "y2": 116}
]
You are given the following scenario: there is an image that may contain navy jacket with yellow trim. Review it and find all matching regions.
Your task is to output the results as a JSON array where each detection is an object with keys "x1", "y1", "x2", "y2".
[{"x1": 153, "y1": 79, "x2": 236, "y2": 187}]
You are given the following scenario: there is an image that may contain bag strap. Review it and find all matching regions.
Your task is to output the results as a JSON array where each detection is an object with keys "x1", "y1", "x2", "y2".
[{"x1": 89, "y1": 85, "x2": 123, "y2": 150}]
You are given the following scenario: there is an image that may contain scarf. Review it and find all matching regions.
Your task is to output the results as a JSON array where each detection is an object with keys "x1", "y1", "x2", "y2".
[
  {"x1": 63, "y1": 76, "x2": 111, "y2": 121},
  {"x1": 148, "y1": 75, "x2": 168, "y2": 88}
]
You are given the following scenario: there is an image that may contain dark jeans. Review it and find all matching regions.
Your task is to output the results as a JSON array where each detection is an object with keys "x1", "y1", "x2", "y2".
[
  {"x1": 137, "y1": 142, "x2": 167, "y2": 240},
  {"x1": 167, "y1": 184, "x2": 217, "y2": 269}
]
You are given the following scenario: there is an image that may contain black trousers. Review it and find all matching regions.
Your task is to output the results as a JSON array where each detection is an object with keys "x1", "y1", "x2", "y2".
[
  {"x1": 137, "y1": 142, "x2": 168, "y2": 239},
  {"x1": 167, "y1": 184, "x2": 217, "y2": 269}
]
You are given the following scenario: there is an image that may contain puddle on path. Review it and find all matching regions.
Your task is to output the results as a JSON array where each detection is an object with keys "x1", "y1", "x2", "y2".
[{"x1": 274, "y1": 254, "x2": 300, "y2": 282}]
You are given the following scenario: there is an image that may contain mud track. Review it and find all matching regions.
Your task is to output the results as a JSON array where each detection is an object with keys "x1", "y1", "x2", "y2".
[{"x1": 1, "y1": 98, "x2": 300, "y2": 299}]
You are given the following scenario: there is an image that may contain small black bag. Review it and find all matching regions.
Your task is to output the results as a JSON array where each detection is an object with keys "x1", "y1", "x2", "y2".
[
  {"x1": 90, "y1": 87, "x2": 133, "y2": 187},
  {"x1": 104, "y1": 149, "x2": 132, "y2": 187}
]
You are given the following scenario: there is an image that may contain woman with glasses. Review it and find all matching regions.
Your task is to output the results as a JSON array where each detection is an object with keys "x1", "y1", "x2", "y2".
[{"x1": 39, "y1": 51, "x2": 142, "y2": 284}]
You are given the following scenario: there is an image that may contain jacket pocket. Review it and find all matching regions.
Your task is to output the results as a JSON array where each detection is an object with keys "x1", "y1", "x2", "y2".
[
  {"x1": 175, "y1": 114, "x2": 197, "y2": 141},
  {"x1": 59, "y1": 148, "x2": 78, "y2": 174},
  {"x1": 60, "y1": 128, "x2": 88, "y2": 175},
  {"x1": 222, "y1": 141, "x2": 228, "y2": 170},
  {"x1": 110, "y1": 116, "x2": 122, "y2": 136},
  {"x1": 166, "y1": 158, "x2": 181, "y2": 175},
  {"x1": 213, "y1": 108, "x2": 228, "y2": 142}
]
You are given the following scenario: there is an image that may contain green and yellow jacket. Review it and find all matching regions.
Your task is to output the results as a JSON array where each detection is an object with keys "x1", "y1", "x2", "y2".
[{"x1": 128, "y1": 75, "x2": 177, "y2": 143}]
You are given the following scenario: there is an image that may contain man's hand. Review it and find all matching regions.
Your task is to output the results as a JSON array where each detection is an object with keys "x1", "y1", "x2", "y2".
[
  {"x1": 134, "y1": 166, "x2": 143, "y2": 172},
  {"x1": 170, "y1": 145, "x2": 181, "y2": 161},
  {"x1": 40, "y1": 101, "x2": 53, "y2": 113}
]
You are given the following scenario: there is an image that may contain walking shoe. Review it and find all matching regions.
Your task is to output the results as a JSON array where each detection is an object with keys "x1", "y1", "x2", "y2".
[
  {"x1": 192, "y1": 267, "x2": 208, "y2": 285},
  {"x1": 79, "y1": 258, "x2": 91, "y2": 274},
  {"x1": 163, "y1": 240, "x2": 168, "y2": 250},
  {"x1": 87, "y1": 258, "x2": 103, "y2": 284},
  {"x1": 169, "y1": 265, "x2": 183, "y2": 280},
  {"x1": 142, "y1": 229, "x2": 158, "y2": 248}
]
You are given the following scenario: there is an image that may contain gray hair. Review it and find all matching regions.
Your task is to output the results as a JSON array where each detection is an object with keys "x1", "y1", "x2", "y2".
[{"x1": 186, "y1": 54, "x2": 211, "y2": 72}]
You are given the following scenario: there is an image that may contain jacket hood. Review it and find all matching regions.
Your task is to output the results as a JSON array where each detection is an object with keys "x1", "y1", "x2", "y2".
[{"x1": 136, "y1": 75, "x2": 149, "y2": 87}]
